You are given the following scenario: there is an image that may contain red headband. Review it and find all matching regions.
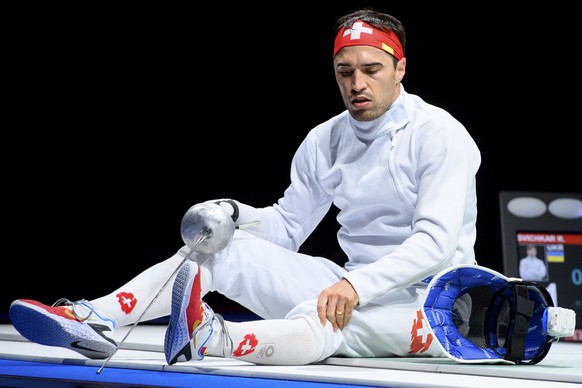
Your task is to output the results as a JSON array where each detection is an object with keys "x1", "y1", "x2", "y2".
[{"x1": 333, "y1": 20, "x2": 404, "y2": 60}]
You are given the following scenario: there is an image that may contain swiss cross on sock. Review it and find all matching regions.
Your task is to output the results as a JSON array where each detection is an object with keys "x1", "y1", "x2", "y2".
[
  {"x1": 116, "y1": 292, "x2": 137, "y2": 314},
  {"x1": 233, "y1": 333, "x2": 259, "y2": 357}
]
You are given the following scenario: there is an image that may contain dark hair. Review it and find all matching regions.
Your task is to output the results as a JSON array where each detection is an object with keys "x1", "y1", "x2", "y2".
[{"x1": 334, "y1": 9, "x2": 406, "y2": 61}]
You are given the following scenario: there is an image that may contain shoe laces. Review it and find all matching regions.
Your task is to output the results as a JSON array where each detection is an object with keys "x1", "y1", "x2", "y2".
[
  {"x1": 214, "y1": 312, "x2": 233, "y2": 358},
  {"x1": 201, "y1": 301, "x2": 233, "y2": 358},
  {"x1": 52, "y1": 298, "x2": 94, "y2": 322}
]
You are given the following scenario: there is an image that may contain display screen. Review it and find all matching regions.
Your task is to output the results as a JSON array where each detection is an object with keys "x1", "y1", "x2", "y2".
[
  {"x1": 499, "y1": 191, "x2": 582, "y2": 343},
  {"x1": 514, "y1": 231, "x2": 582, "y2": 341}
]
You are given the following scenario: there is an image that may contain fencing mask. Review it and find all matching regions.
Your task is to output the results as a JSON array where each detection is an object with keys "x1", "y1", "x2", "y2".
[{"x1": 422, "y1": 264, "x2": 575, "y2": 364}]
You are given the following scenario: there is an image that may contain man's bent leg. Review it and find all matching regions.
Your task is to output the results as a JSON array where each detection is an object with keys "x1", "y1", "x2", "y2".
[{"x1": 195, "y1": 230, "x2": 347, "y2": 319}]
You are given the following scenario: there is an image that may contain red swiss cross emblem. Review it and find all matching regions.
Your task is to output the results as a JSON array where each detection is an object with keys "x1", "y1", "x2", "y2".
[
  {"x1": 116, "y1": 292, "x2": 137, "y2": 314},
  {"x1": 233, "y1": 333, "x2": 259, "y2": 357},
  {"x1": 409, "y1": 308, "x2": 433, "y2": 353}
]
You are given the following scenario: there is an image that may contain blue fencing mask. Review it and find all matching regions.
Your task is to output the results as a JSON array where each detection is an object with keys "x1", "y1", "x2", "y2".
[{"x1": 422, "y1": 264, "x2": 575, "y2": 364}]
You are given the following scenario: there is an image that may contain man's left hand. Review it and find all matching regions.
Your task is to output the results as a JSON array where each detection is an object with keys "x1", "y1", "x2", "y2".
[{"x1": 317, "y1": 278, "x2": 359, "y2": 331}]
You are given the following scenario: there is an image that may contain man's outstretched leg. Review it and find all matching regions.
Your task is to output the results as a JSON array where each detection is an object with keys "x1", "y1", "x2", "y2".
[
  {"x1": 165, "y1": 260, "x2": 332, "y2": 366},
  {"x1": 9, "y1": 248, "x2": 187, "y2": 359}
]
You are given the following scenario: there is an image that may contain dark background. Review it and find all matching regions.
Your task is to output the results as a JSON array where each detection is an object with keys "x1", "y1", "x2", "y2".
[{"x1": 2, "y1": 2, "x2": 579, "y2": 322}]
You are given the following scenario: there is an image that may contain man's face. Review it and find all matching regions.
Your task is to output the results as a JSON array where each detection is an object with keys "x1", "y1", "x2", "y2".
[{"x1": 334, "y1": 45, "x2": 406, "y2": 121}]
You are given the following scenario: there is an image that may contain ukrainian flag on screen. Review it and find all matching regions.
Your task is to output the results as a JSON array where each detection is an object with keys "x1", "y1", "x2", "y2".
[{"x1": 546, "y1": 249, "x2": 565, "y2": 263}]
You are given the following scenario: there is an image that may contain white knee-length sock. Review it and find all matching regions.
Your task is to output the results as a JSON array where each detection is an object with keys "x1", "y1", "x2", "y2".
[
  {"x1": 89, "y1": 250, "x2": 186, "y2": 327},
  {"x1": 206, "y1": 314, "x2": 326, "y2": 365}
]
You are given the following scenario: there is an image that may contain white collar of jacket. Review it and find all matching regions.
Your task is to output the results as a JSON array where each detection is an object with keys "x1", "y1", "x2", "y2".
[{"x1": 348, "y1": 84, "x2": 410, "y2": 142}]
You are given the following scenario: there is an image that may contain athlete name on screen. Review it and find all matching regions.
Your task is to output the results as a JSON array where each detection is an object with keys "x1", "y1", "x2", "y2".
[{"x1": 517, "y1": 233, "x2": 582, "y2": 245}]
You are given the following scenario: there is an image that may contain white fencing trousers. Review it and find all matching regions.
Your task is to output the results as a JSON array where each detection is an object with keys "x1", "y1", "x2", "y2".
[
  {"x1": 189, "y1": 229, "x2": 445, "y2": 359},
  {"x1": 286, "y1": 288, "x2": 444, "y2": 360},
  {"x1": 89, "y1": 229, "x2": 342, "y2": 328}
]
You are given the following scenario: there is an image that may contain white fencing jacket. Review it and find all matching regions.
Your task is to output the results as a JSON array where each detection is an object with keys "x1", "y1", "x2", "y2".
[{"x1": 235, "y1": 84, "x2": 481, "y2": 307}]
